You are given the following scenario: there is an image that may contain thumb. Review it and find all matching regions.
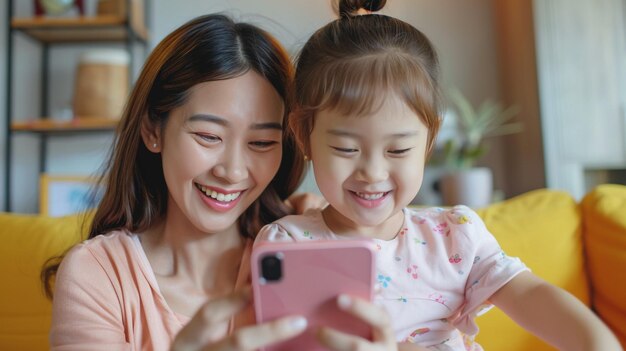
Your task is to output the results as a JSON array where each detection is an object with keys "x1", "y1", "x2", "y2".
[{"x1": 172, "y1": 289, "x2": 251, "y2": 350}]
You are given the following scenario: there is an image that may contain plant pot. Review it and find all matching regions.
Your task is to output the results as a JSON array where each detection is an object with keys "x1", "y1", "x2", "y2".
[{"x1": 440, "y1": 167, "x2": 493, "y2": 208}]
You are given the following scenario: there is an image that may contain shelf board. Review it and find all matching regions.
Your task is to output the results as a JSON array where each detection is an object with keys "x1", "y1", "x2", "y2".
[
  {"x1": 11, "y1": 15, "x2": 148, "y2": 43},
  {"x1": 11, "y1": 117, "x2": 119, "y2": 133}
]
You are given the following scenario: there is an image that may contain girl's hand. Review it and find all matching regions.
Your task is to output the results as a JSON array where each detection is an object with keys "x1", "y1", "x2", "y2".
[
  {"x1": 171, "y1": 289, "x2": 307, "y2": 351},
  {"x1": 285, "y1": 192, "x2": 328, "y2": 215},
  {"x1": 316, "y1": 295, "x2": 398, "y2": 351},
  {"x1": 490, "y1": 271, "x2": 623, "y2": 351}
]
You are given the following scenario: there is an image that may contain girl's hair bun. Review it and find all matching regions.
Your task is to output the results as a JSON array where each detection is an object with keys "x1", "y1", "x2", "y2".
[{"x1": 338, "y1": 0, "x2": 387, "y2": 18}]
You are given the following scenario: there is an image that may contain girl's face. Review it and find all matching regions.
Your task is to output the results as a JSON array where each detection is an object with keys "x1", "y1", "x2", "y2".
[
  {"x1": 154, "y1": 71, "x2": 284, "y2": 235},
  {"x1": 309, "y1": 94, "x2": 429, "y2": 236}
]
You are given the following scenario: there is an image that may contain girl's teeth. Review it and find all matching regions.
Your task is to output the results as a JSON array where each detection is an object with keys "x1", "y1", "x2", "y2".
[{"x1": 357, "y1": 192, "x2": 385, "y2": 200}]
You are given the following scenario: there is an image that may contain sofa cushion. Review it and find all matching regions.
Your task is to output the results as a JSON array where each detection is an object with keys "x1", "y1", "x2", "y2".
[
  {"x1": 0, "y1": 213, "x2": 88, "y2": 351},
  {"x1": 474, "y1": 189, "x2": 590, "y2": 351},
  {"x1": 582, "y1": 184, "x2": 626, "y2": 347}
]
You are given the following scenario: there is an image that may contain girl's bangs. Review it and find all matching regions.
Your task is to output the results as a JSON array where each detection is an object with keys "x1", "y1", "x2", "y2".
[{"x1": 312, "y1": 53, "x2": 438, "y2": 119}]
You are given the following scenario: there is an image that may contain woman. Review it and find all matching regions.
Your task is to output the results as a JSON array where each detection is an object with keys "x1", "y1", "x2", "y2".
[{"x1": 43, "y1": 14, "x2": 397, "y2": 351}]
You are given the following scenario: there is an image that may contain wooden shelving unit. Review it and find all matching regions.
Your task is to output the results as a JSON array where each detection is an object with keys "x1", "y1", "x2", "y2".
[
  {"x1": 11, "y1": 117, "x2": 119, "y2": 133},
  {"x1": 11, "y1": 15, "x2": 148, "y2": 42},
  {"x1": 4, "y1": 0, "x2": 149, "y2": 212}
]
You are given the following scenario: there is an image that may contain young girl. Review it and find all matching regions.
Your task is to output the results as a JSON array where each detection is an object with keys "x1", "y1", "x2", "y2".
[{"x1": 255, "y1": 1, "x2": 622, "y2": 350}]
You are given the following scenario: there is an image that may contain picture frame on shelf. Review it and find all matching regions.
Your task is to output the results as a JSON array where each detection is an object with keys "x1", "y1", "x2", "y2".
[{"x1": 39, "y1": 174, "x2": 103, "y2": 217}]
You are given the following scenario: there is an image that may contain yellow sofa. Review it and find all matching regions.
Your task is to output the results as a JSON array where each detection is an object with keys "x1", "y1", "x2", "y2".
[{"x1": 1, "y1": 185, "x2": 625, "y2": 350}]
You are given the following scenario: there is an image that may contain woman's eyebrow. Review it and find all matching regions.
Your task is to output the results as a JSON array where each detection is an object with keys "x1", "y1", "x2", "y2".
[
  {"x1": 187, "y1": 114, "x2": 282, "y2": 130},
  {"x1": 188, "y1": 114, "x2": 228, "y2": 126}
]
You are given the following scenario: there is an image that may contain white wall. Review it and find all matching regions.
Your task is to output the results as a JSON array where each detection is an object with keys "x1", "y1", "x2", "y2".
[
  {"x1": 0, "y1": 0, "x2": 501, "y2": 212},
  {"x1": 153, "y1": 0, "x2": 500, "y2": 103}
]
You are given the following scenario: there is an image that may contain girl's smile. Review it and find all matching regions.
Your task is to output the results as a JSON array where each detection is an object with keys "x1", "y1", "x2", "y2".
[{"x1": 349, "y1": 190, "x2": 392, "y2": 208}]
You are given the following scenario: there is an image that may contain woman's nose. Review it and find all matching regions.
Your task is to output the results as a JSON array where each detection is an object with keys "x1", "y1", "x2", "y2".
[{"x1": 212, "y1": 149, "x2": 249, "y2": 184}]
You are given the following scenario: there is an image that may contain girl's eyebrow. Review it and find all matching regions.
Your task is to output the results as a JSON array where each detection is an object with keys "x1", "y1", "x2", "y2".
[
  {"x1": 187, "y1": 114, "x2": 282, "y2": 130},
  {"x1": 327, "y1": 128, "x2": 419, "y2": 138},
  {"x1": 327, "y1": 129, "x2": 358, "y2": 138}
]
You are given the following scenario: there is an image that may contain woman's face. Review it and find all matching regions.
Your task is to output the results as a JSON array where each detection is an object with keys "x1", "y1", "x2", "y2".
[{"x1": 155, "y1": 71, "x2": 285, "y2": 235}]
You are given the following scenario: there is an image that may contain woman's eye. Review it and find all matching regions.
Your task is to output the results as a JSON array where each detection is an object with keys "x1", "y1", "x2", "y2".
[
  {"x1": 388, "y1": 148, "x2": 412, "y2": 155},
  {"x1": 197, "y1": 134, "x2": 221, "y2": 143},
  {"x1": 331, "y1": 146, "x2": 358, "y2": 153}
]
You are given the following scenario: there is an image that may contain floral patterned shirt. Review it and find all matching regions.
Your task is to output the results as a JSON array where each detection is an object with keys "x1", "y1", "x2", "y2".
[{"x1": 254, "y1": 206, "x2": 529, "y2": 350}]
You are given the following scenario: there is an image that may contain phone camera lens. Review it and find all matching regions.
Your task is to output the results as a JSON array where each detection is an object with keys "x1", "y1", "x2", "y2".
[{"x1": 260, "y1": 254, "x2": 283, "y2": 282}]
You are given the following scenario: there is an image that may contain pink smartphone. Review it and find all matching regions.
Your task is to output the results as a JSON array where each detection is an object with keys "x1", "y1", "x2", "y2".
[{"x1": 251, "y1": 240, "x2": 377, "y2": 351}]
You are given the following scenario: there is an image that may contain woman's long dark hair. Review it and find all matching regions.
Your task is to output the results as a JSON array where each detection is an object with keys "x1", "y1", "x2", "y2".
[{"x1": 42, "y1": 14, "x2": 305, "y2": 298}]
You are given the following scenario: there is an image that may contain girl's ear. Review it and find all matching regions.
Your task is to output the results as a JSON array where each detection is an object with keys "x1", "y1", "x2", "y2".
[{"x1": 140, "y1": 115, "x2": 162, "y2": 153}]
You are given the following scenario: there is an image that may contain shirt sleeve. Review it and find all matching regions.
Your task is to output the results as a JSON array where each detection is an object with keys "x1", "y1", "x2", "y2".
[
  {"x1": 50, "y1": 244, "x2": 131, "y2": 351},
  {"x1": 254, "y1": 223, "x2": 296, "y2": 248},
  {"x1": 447, "y1": 206, "x2": 529, "y2": 336}
]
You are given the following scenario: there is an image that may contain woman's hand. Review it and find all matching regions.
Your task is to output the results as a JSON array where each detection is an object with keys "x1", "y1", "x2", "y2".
[
  {"x1": 285, "y1": 192, "x2": 328, "y2": 215},
  {"x1": 171, "y1": 289, "x2": 307, "y2": 351},
  {"x1": 316, "y1": 295, "x2": 399, "y2": 351}
]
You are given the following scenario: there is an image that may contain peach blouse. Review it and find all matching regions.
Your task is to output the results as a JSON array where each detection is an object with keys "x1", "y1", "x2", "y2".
[{"x1": 50, "y1": 231, "x2": 252, "y2": 351}]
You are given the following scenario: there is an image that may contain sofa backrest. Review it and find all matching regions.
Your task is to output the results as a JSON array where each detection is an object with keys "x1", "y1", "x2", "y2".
[
  {"x1": 474, "y1": 188, "x2": 590, "y2": 350},
  {"x1": 0, "y1": 213, "x2": 87, "y2": 351},
  {"x1": 582, "y1": 184, "x2": 626, "y2": 348}
]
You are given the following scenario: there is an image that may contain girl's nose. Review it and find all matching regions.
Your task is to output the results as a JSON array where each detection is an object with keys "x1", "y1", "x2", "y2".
[{"x1": 355, "y1": 155, "x2": 389, "y2": 183}]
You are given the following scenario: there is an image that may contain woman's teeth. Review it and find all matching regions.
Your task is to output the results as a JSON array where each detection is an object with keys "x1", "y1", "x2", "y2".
[
  {"x1": 356, "y1": 192, "x2": 385, "y2": 200},
  {"x1": 198, "y1": 184, "x2": 241, "y2": 202}
]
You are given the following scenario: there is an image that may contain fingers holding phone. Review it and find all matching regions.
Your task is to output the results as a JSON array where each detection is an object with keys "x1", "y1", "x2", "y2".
[
  {"x1": 317, "y1": 295, "x2": 397, "y2": 351},
  {"x1": 216, "y1": 315, "x2": 308, "y2": 351},
  {"x1": 171, "y1": 288, "x2": 307, "y2": 351}
]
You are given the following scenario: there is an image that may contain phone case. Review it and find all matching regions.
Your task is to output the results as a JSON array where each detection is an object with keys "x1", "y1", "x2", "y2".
[{"x1": 251, "y1": 240, "x2": 376, "y2": 351}]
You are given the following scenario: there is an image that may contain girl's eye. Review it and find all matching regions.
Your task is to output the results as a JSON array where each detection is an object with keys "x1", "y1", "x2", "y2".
[
  {"x1": 331, "y1": 146, "x2": 358, "y2": 153},
  {"x1": 388, "y1": 148, "x2": 412, "y2": 155},
  {"x1": 249, "y1": 140, "x2": 279, "y2": 150}
]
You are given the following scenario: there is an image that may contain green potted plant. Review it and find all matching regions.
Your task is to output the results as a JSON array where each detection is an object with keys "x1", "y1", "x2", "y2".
[
  {"x1": 442, "y1": 88, "x2": 522, "y2": 170},
  {"x1": 439, "y1": 88, "x2": 522, "y2": 207}
]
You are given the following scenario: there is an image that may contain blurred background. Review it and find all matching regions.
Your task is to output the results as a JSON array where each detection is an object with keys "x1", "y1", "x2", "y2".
[{"x1": 1, "y1": 0, "x2": 625, "y2": 214}]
